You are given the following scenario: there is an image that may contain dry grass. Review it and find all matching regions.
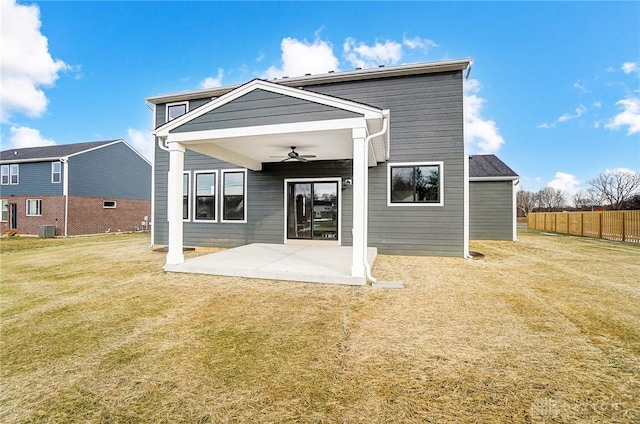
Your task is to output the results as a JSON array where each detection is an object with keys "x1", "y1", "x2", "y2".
[{"x1": 1, "y1": 231, "x2": 638, "y2": 423}]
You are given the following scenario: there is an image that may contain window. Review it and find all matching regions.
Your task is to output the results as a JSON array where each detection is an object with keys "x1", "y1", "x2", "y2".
[
  {"x1": 221, "y1": 169, "x2": 247, "y2": 222},
  {"x1": 388, "y1": 162, "x2": 443, "y2": 206},
  {"x1": 183, "y1": 172, "x2": 190, "y2": 221},
  {"x1": 52, "y1": 162, "x2": 61, "y2": 183},
  {"x1": 1, "y1": 165, "x2": 8, "y2": 185},
  {"x1": 166, "y1": 101, "x2": 188, "y2": 122},
  {"x1": 194, "y1": 171, "x2": 217, "y2": 221},
  {"x1": 103, "y1": 201, "x2": 117, "y2": 208},
  {"x1": 1, "y1": 200, "x2": 7, "y2": 222},
  {"x1": 10, "y1": 164, "x2": 19, "y2": 185},
  {"x1": 26, "y1": 199, "x2": 42, "y2": 216}
]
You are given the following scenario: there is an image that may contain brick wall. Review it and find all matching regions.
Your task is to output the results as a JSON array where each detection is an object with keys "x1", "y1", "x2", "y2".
[
  {"x1": 0, "y1": 195, "x2": 66, "y2": 236},
  {"x1": 67, "y1": 196, "x2": 151, "y2": 235}
]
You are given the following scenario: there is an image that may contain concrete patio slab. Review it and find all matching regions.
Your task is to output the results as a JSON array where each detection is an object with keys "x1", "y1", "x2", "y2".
[{"x1": 163, "y1": 243, "x2": 378, "y2": 286}]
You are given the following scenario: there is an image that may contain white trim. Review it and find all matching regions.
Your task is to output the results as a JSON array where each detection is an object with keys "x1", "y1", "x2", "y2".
[
  {"x1": 153, "y1": 79, "x2": 383, "y2": 137},
  {"x1": 25, "y1": 198, "x2": 42, "y2": 216},
  {"x1": 164, "y1": 117, "x2": 368, "y2": 143},
  {"x1": 166, "y1": 101, "x2": 189, "y2": 123},
  {"x1": 469, "y1": 176, "x2": 519, "y2": 182},
  {"x1": 0, "y1": 164, "x2": 8, "y2": 185},
  {"x1": 386, "y1": 161, "x2": 444, "y2": 207},
  {"x1": 103, "y1": 200, "x2": 117, "y2": 209},
  {"x1": 182, "y1": 171, "x2": 191, "y2": 222},
  {"x1": 283, "y1": 177, "x2": 342, "y2": 245},
  {"x1": 51, "y1": 161, "x2": 61, "y2": 183},
  {"x1": 512, "y1": 180, "x2": 518, "y2": 242},
  {"x1": 9, "y1": 164, "x2": 19, "y2": 185},
  {"x1": 62, "y1": 158, "x2": 69, "y2": 236},
  {"x1": 150, "y1": 104, "x2": 156, "y2": 247},
  {"x1": 0, "y1": 199, "x2": 8, "y2": 222},
  {"x1": 220, "y1": 168, "x2": 247, "y2": 224},
  {"x1": 463, "y1": 154, "x2": 470, "y2": 258},
  {"x1": 193, "y1": 170, "x2": 219, "y2": 223}
]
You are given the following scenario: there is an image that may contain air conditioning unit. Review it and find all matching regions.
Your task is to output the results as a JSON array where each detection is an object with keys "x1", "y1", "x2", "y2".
[{"x1": 38, "y1": 225, "x2": 56, "y2": 238}]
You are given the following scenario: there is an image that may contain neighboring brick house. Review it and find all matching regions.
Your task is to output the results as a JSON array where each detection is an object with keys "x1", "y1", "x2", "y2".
[{"x1": 0, "y1": 140, "x2": 151, "y2": 236}]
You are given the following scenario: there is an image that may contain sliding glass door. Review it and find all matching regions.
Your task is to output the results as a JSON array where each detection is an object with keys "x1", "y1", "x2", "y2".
[{"x1": 287, "y1": 181, "x2": 338, "y2": 240}]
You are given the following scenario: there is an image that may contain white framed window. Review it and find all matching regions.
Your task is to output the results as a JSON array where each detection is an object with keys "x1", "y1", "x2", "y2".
[
  {"x1": 221, "y1": 169, "x2": 247, "y2": 223},
  {"x1": 1, "y1": 199, "x2": 7, "y2": 222},
  {"x1": 103, "y1": 200, "x2": 117, "y2": 208},
  {"x1": 194, "y1": 170, "x2": 218, "y2": 222},
  {"x1": 10, "y1": 164, "x2": 19, "y2": 185},
  {"x1": 387, "y1": 161, "x2": 444, "y2": 207},
  {"x1": 1, "y1": 165, "x2": 8, "y2": 185},
  {"x1": 26, "y1": 199, "x2": 42, "y2": 216},
  {"x1": 183, "y1": 172, "x2": 191, "y2": 221},
  {"x1": 166, "y1": 101, "x2": 189, "y2": 122},
  {"x1": 52, "y1": 162, "x2": 61, "y2": 183}
]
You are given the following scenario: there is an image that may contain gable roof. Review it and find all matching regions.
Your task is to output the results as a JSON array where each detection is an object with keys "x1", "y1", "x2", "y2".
[
  {"x1": 0, "y1": 140, "x2": 120, "y2": 163},
  {"x1": 469, "y1": 154, "x2": 519, "y2": 180},
  {"x1": 153, "y1": 78, "x2": 385, "y2": 137}
]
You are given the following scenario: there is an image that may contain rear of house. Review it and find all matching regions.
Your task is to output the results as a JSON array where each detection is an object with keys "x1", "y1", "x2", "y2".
[
  {"x1": 148, "y1": 60, "x2": 471, "y2": 274},
  {"x1": 0, "y1": 140, "x2": 151, "y2": 236}
]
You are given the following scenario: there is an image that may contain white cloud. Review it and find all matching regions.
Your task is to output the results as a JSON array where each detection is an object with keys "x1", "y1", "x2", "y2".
[
  {"x1": 537, "y1": 122, "x2": 551, "y2": 129},
  {"x1": 463, "y1": 79, "x2": 505, "y2": 154},
  {"x1": 127, "y1": 128, "x2": 153, "y2": 161},
  {"x1": 606, "y1": 66, "x2": 616, "y2": 73},
  {"x1": 593, "y1": 120, "x2": 602, "y2": 129},
  {"x1": 621, "y1": 62, "x2": 638, "y2": 74},
  {"x1": 605, "y1": 97, "x2": 640, "y2": 135},
  {"x1": 264, "y1": 37, "x2": 339, "y2": 79},
  {"x1": 557, "y1": 105, "x2": 587, "y2": 123},
  {"x1": 548, "y1": 172, "x2": 580, "y2": 196},
  {"x1": 593, "y1": 101, "x2": 602, "y2": 108},
  {"x1": 8, "y1": 125, "x2": 56, "y2": 149},
  {"x1": 402, "y1": 35, "x2": 438, "y2": 52},
  {"x1": 0, "y1": 0, "x2": 69, "y2": 123},
  {"x1": 200, "y1": 68, "x2": 224, "y2": 89},
  {"x1": 573, "y1": 81, "x2": 588, "y2": 93},
  {"x1": 343, "y1": 37, "x2": 403, "y2": 69}
]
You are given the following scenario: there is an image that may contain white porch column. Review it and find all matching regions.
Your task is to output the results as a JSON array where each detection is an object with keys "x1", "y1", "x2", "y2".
[
  {"x1": 351, "y1": 127, "x2": 368, "y2": 278},
  {"x1": 166, "y1": 142, "x2": 185, "y2": 265}
]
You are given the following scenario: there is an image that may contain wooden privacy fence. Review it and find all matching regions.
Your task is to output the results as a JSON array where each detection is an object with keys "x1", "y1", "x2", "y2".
[{"x1": 527, "y1": 210, "x2": 640, "y2": 243}]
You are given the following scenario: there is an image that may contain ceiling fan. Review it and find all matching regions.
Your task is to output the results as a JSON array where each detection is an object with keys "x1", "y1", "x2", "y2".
[{"x1": 271, "y1": 146, "x2": 317, "y2": 162}]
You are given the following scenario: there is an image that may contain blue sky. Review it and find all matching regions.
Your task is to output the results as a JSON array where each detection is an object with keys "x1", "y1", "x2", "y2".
[{"x1": 1, "y1": 0, "x2": 638, "y2": 196}]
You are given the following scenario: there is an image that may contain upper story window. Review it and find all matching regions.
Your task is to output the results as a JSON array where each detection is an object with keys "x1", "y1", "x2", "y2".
[
  {"x1": 52, "y1": 162, "x2": 61, "y2": 183},
  {"x1": 166, "y1": 101, "x2": 189, "y2": 122},
  {"x1": 388, "y1": 162, "x2": 444, "y2": 206},
  {"x1": 221, "y1": 169, "x2": 247, "y2": 223},
  {"x1": 9, "y1": 164, "x2": 19, "y2": 185},
  {"x1": 0, "y1": 165, "x2": 8, "y2": 185}
]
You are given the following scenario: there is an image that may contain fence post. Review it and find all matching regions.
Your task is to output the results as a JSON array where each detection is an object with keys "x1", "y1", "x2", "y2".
[
  {"x1": 622, "y1": 211, "x2": 626, "y2": 242},
  {"x1": 598, "y1": 212, "x2": 602, "y2": 239}
]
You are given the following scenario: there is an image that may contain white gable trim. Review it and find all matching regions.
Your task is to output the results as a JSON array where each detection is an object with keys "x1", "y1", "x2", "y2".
[{"x1": 153, "y1": 79, "x2": 384, "y2": 137}]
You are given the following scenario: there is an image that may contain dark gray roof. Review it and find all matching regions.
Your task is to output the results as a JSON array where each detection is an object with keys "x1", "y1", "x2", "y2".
[
  {"x1": 469, "y1": 154, "x2": 518, "y2": 179},
  {"x1": 0, "y1": 140, "x2": 119, "y2": 162}
]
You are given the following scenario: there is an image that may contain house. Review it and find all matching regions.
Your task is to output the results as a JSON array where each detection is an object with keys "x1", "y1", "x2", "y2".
[
  {"x1": 147, "y1": 58, "x2": 517, "y2": 283},
  {"x1": 469, "y1": 154, "x2": 519, "y2": 241},
  {"x1": 0, "y1": 140, "x2": 151, "y2": 236}
]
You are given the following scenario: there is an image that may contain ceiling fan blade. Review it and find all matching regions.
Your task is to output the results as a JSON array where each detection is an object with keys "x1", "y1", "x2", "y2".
[
  {"x1": 297, "y1": 157, "x2": 309, "y2": 162},
  {"x1": 281, "y1": 157, "x2": 292, "y2": 162},
  {"x1": 298, "y1": 155, "x2": 316, "y2": 158}
]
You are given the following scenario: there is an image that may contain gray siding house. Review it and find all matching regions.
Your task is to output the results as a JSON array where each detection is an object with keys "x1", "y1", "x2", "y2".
[
  {"x1": 147, "y1": 59, "x2": 517, "y2": 282},
  {"x1": 469, "y1": 154, "x2": 519, "y2": 241},
  {"x1": 0, "y1": 140, "x2": 151, "y2": 236}
]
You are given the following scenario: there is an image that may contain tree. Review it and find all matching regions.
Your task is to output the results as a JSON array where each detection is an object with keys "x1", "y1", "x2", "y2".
[
  {"x1": 588, "y1": 169, "x2": 640, "y2": 209},
  {"x1": 537, "y1": 187, "x2": 566, "y2": 211},
  {"x1": 516, "y1": 189, "x2": 537, "y2": 216},
  {"x1": 572, "y1": 189, "x2": 600, "y2": 210}
]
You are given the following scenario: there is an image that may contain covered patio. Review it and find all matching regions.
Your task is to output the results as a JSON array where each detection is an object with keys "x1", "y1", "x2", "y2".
[
  {"x1": 164, "y1": 243, "x2": 378, "y2": 285},
  {"x1": 153, "y1": 79, "x2": 389, "y2": 284}
]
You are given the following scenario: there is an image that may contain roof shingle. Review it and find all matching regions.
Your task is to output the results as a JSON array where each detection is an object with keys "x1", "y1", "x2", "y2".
[
  {"x1": 469, "y1": 154, "x2": 518, "y2": 179},
  {"x1": 0, "y1": 140, "x2": 119, "y2": 162}
]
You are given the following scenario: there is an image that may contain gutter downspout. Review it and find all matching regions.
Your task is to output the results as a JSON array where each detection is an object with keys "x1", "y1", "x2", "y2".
[
  {"x1": 363, "y1": 113, "x2": 389, "y2": 283},
  {"x1": 61, "y1": 157, "x2": 69, "y2": 237}
]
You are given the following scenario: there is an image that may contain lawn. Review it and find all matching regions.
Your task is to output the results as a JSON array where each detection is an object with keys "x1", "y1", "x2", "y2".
[{"x1": 1, "y1": 231, "x2": 638, "y2": 423}]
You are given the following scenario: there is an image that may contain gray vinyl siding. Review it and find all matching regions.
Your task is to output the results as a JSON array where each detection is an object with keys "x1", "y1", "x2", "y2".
[
  {"x1": 307, "y1": 72, "x2": 465, "y2": 256},
  {"x1": 68, "y1": 142, "x2": 151, "y2": 199},
  {"x1": 469, "y1": 181, "x2": 514, "y2": 240},
  {"x1": 153, "y1": 71, "x2": 465, "y2": 256},
  {"x1": 154, "y1": 147, "x2": 352, "y2": 247},
  {"x1": 170, "y1": 89, "x2": 361, "y2": 133},
  {"x1": 0, "y1": 161, "x2": 63, "y2": 196}
]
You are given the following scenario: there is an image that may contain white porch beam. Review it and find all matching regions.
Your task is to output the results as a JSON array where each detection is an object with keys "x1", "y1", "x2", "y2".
[
  {"x1": 187, "y1": 142, "x2": 262, "y2": 171},
  {"x1": 166, "y1": 142, "x2": 185, "y2": 266},
  {"x1": 351, "y1": 127, "x2": 368, "y2": 278}
]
